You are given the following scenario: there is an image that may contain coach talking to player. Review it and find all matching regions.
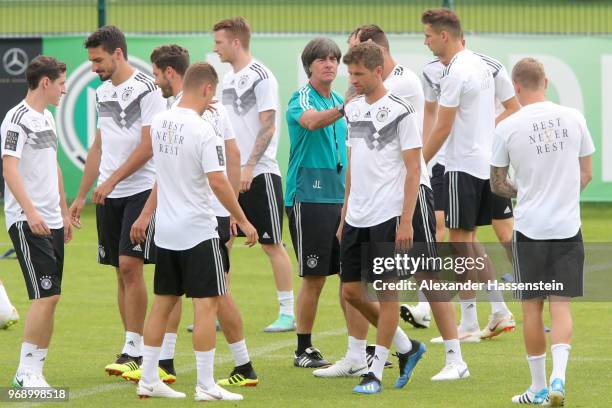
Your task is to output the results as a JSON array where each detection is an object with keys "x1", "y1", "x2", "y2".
[{"x1": 285, "y1": 37, "x2": 347, "y2": 368}]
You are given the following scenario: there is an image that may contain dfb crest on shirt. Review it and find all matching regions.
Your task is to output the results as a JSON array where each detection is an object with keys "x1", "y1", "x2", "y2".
[
  {"x1": 348, "y1": 107, "x2": 361, "y2": 122},
  {"x1": 122, "y1": 87, "x2": 134, "y2": 101},
  {"x1": 30, "y1": 119, "x2": 42, "y2": 131},
  {"x1": 237, "y1": 75, "x2": 250, "y2": 89},
  {"x1": 376, "y1": 107, "x2": 390, "y2": 122}
]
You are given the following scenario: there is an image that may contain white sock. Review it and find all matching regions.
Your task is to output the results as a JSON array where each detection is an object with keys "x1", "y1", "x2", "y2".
[
  {"x1": 195, "y1": 349, "x2": 216, "y2": 389},
  {"x1": 18, "y1": 342, "x2": 38, "y2": 372},
  {"x1": 416, "y1": 291, "x2": 431, "y2": 313},
  {"x1": 122, "y1": 331, "x2": 142, "y2": 357},
  {"x1": 0, "y1": 284, "x2": 14, "y2": 313},
  {"x1": 550, "y1": 343, "x2": 571, "y2": 383},
  {"x1": 459, "y1": 297, "x2": 479, "y2": 332},
  {"x1": 32, "y1": 348, "x2": 48, "y2": 374},
  {"x1": 527, "y1": 353, "x2": 547, "y2": 392},
  {"x1": 159, "y1": 333, "x2": 177, "y2": 360},
  {"x1": 444, "y1": 339, "x2": 463, "y2": 365},
  {"x1": 345, "y1": 336, "x2": 367, "y2": 364},
  {"x1": 486, "y1": 286, "x2": 510, "y2": 315},
  {"x1": 392, "y1": 327, "x2": 413, "y2": 354},
  {"x1": 141, "y1": 345, "x2": 161, "y2": 384},
  {"x1": 369, "y1": 345, "x2": 389, "y2": 381},
  {"x1": 229, "y1": 339, "x2": 250, "y2": 367},
  {"x1": 277, "y1": 291, "x2": 294, "y2": 317}
]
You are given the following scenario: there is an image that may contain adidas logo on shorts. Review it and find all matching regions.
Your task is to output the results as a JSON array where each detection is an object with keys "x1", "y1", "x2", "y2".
[
  {"x1": 504, "y1": 206, "x2": 512, "y2": 214},
  {"x1": 132, "y1": 244, "x2": 142, "y2": 252},
  {"x1": 262, "y1": 232, "x2": 270, "y2": 239}
]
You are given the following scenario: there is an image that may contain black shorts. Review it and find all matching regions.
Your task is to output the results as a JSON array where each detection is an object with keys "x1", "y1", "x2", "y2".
[
  {"x1": 431, "y1": 163, "x2": 445, "y2": 212},
  {"x1": 340, "y1": 185, "x2": 437, "y2": 283},
  {"x1": 216, "y1": 216, "x2": 231, "y2": 271},
  {"x1": 216, "y1": 216, "x2": 231, "y2": 245},
  {"x1": 492, "y1": 194, "x2": 514, "y2": 220},
  {"x1": 287, "y1": 202, "x2": 341, "y2": 277},
  {"x1": 96, "y1": 189, "x2": 156, "y2": 267},
  {"x1": 444, "y1": 171, "x2": 493, "y2": 230},
  {"x1": 8, "y1": 222, "x2": 64, "y2": 300},
  {"x1": 512, "y1": 230, "x2": 584, "y2": 300},
  {"x1": 154, "y1": 238, "x2": 228, "y2": 298},
  {"x1": 238, "y1": 173, "x2": 284, "y2": 245}
]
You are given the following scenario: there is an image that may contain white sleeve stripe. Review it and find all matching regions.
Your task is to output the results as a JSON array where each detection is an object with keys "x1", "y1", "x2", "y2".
[{"x1": 299, "y1": 87, "x2": 312, "y2": 111}]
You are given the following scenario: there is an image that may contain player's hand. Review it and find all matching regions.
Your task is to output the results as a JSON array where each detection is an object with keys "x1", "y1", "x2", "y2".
[
  {"x1": 395, "y1": 218, "x2": 414, "y2": 253},
  {"x1": 130, "y1": 212, "x2": 152, "y2": 245},
  {"x1": 336, "y1": 219, "x2": 344, "y2": 243},
  {"x1": 238, "y1": 220, "x2": 258, "y2": 247},
  {"x1": 26, "y1": 209, "x2": 51, "y2": 236},
  {"x1": 92, "y1": 180, "x2": 116, "y2": 205},
  {"x1": 68, "y1": 197, "x2": 85, "y2": 229},
  {"x1": 205, "y1": 99, "x2": 218, "y2": 113},
  {"x1": 240, "y1": 165, "x2": 254, "y2": 193},
  {"x1": 229, "y1": 216, "x2": 239, "y2": 236},
  {"x1": 62, "y1": 215, "x2": 73, "y2": 244}
]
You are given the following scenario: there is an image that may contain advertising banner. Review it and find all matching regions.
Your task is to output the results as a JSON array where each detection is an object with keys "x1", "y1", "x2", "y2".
[{"x1": 0, "y1": 38, "x2": 42, "y2": 197}]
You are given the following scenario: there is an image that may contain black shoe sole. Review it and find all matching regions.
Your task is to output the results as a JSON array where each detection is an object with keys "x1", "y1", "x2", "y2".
[{"x1": 400, "y1": 305, "x2": 428, "y2": 329}]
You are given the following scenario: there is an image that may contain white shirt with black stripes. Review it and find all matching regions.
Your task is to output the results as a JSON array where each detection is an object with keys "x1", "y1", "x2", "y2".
[
  {"x1": 345, "y1": 92, "x2": 427, "y2": 228},
  {"x1": 221, "y1": 60, "x2": 280, "y2": 177},
  {"x1": 96, "y1": 70, "x2": 166, "y2": 198}
]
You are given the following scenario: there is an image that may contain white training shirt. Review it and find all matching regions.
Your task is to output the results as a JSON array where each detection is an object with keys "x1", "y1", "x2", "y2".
[
  {"x1": 345, "y1": 92, "x2": 424, "y2": 228},
  {"x1": 492, "y1": 101, "x2": 595, "y2": 239},
  {"x1": 221, "y1": 60, "x2": 280, "y2": 177},
  {"x1": 384, "y1": 64, "x2": 425, "y2": 134},
  {"x1": 171, "y1": 95, "x2": 236, "y2": 217},
  {"x1": 96, "y1": 70, "x2": 166, "y2": 198},
  {"x1": 382, "y1": 66, "x2": 429, "y2": 188},
  {"x1": 151, "y1": 107, "x2": 225, "y2": 250},
  {"x1": 438, "y1": 50, "x2": 496, "y2": 179},
  {"x1": 423, "y1": 52, "x2": 514, "y2": 168},
  {"x1": 1, "y1": 101, "x2": 62, "y2": 231}
]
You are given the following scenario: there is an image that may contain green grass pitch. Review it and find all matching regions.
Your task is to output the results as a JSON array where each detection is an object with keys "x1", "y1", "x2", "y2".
[{"x1": 0, "y1": 203, "x2": 611, "y2": 407}]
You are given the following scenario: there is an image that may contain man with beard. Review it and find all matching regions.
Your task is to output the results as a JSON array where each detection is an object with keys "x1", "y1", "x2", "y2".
[{"x1": 69, "y1": 25, "x2": 166, "y2": 376}]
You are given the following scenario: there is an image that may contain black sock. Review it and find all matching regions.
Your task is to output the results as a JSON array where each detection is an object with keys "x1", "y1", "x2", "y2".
[
  {"x1": 159, "y1": 358, "x2": 175, "y2": 375},
  {"x1": 235, "y1": 361, "x2": 253, "y2": 374},
  {"x1": 297, "y1": 333, "x2": 312, "y2": 355}
]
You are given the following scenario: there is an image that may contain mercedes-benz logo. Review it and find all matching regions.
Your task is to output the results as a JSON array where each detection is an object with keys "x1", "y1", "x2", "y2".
[{"x1": 3, "y1": 48, "x2": 29, "y2": 76}]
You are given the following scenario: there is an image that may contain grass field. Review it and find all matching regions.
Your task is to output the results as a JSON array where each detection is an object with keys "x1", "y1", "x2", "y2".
[
  {"x1": 0, "y1": 203, "x2": 611, "y2": 407},
  {"x1": 1, "y1": 0, "x2": 612, "y2": 35}
]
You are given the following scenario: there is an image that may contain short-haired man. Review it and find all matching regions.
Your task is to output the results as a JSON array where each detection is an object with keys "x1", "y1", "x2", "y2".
[
  {"x1": 415, "y1": 27, "x2": 520, "y2": 340},
  {"x1": 318, "y1": 24, "x2": 421, "y2": 375},
  {"x1": 492, "y1": 58, "x2": 594, "y2": 407},
  {"x1": 285, "y1": 37, "x2": 347, "y2": 368},
  {"x1": 70, "y1": 25, "x2": 167, "y2": 375},
  {"x1": 317, "y1": 25, "x2": 464, "y2": 383},
  {"x1": 340, "y1": 42, "x2": 428, "y2": 394},
  {"x1": 421, "y1": 9, "x2": 513, "y2": 348},
  {"x1": 135, "y1": 62, "x2": 258, "y2": 401},
  {"x1": 123, "y1": 44, "x2": 260, "y2": 388},
  {"x1": 213, "y1": 17, "x2": 295, "y2": 332},
  {"x1": 2, "y1": 56, "x2": 71, "y2": 387}
]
